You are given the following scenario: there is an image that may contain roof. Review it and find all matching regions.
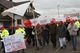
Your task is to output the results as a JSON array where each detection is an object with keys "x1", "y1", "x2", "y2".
[
  {"x1": 0, "y1": 0, "x2": 30, "y2": 9},
  {"x1": 13, "y1": 1, "x2": 30, "y2": 6},
  {"x1": 0, "y1": 0, "x2": 13, "y2": 8},
  {"x1": 0, "y1": 15, "x2": 15, "y2": 21},
  {"x1": 24, "y1": 11, "x2": 40, "y2": 19},
  {"x1": 0, "y1": 0, "x2": 40, "y2": 19}
]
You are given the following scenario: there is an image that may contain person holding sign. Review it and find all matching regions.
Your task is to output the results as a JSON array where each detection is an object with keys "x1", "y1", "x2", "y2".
[
  {"x1": 0, "y1": 26, "x2": 9, "y2": 53},
  {"x1": 15, "y1": 25, "x2": 26, "y2": 53}
]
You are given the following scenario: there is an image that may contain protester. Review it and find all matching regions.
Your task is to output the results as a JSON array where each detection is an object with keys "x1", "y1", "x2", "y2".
[
  {"x1": 35, "y1": 26, "x2": 43, "y2": 50},
  {"x1": 9, "y1": 26, "x2": 15, "y2": 35},
  {"x1": 75, "y1": 20, "x2": 80, "y2": 36},
  {"x1": 31, "y1": 27, "x2": 36, "y2": 47},
  {"x1": 57, "y1": 21, "x2": 67, "y2": 49},
  {"x1": 0, "y1": 26, "x2": 9, "y2": 53},
  {"x1": 42, "y1": 26, "x2": 49, "y2": 46},
  {"x1": 49, "y1": 23, "x2": 57, "y2": 48},
  {"x1": 67, "y1": 20, "x2": 78, "y2": 51},
  {"x1": 25, "y1": 26, "x2": 33, "y2": 46},
  {"x1": 65, "y1": 21, "x2": 71, "y2": 42},
  {"x1": 45, "y1": 25, "x2": 50, "y2": 43},
  {"x1": 15, "y1": 25, "x2": 26, "y2": 53}
]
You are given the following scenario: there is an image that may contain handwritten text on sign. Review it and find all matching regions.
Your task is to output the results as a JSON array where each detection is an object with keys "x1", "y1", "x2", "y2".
[{"x1": 3, "y1": 32, "x2": 26, "y2": 52}]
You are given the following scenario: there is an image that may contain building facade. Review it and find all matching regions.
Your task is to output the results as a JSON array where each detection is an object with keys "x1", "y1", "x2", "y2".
[{"x1": 0, "y1": 0, "x2": 40, "y2": 28}]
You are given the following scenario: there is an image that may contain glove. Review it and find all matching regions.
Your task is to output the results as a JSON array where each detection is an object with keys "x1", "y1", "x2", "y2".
[
  {"x1": 21, "y1": 31, "x2": 23, "y2": 33},
  {"x1": 2, "y1": 35, "x2": 5, "y2": 37}
]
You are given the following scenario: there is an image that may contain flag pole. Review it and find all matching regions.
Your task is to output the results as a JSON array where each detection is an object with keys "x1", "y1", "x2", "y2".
[
  {"x1": 12, "y1": 14, "x2": 13, "y2": 34},
  {"x1": 11, "y1": 7, "x2": 14, "y2": 34},
  {"x1": 31, "y1": 0, "x2": 39, "y2": 48}
]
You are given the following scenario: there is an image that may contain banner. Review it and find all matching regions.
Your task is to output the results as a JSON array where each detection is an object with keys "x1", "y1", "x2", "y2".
[
  {"x1": 3, "y1": 32, "x2": 26, "y2": 53},
  {"x1": 30, "y1": 18, "x2": 39, "y2": 26},
  {"x1": 38, "y1": 17, "x2": 50, "y2": 25},
  {"x1": 23, "y1": 16, "x2": 78, "y2": 27}
]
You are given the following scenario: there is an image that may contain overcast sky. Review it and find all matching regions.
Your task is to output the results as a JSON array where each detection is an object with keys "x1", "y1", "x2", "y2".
[{"x1": 14, "y1": 0, "x2": 80, "y2": 18}]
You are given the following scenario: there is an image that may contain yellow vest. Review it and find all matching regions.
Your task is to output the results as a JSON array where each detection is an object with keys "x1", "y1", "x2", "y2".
[
  {"x1": 1, "y1": 29, "x2": 9, "y2": 38},
  {"x1": 15, "y1": 28, "x2": 25, "y2": 37},
  {"x1": 57, "y1": 24, "x2": 59, "y2": 27},
  {"x1": 75, "y1": 21, "x2": 80, "y2": 27}
]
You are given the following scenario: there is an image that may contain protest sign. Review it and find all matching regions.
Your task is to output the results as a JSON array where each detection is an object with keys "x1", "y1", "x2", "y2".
[{"x1": 3, "y1": 32, "x2": 26, "y2": 52}]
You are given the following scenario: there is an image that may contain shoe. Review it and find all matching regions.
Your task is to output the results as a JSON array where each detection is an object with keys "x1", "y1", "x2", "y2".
[
  {"x1": 53, "y1": 46, "x2": 56, "y2": 48},
  {"x1": 73, "y1": 48, "x2": 76, "y2": 51},
  {"x1": 64, "y1": 45, "x2": 66, "y2": 48},
  {"x1": 35, "y1": 47, "x2": 39, "y2": 50},
  {"x1": 60, "y1": 47, "x2": 63, "y2": 49},
  {"x1": 40, "y1": 46, "x2": 43, "y2": 48}
]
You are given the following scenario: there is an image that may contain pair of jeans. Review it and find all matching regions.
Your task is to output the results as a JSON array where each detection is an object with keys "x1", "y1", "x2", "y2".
[
  {"x1": 31, "y1": 35, "x2": 36, "y2": 46},
  {"x1": 59, "y1": 37, "x2": 66, "y2": 47},
  {"x1": 1, "y1": 42, "x2": 5, "y2": 53},
  {"x1": 70, "y1": 35, "x2": 77, "y2": 50}
]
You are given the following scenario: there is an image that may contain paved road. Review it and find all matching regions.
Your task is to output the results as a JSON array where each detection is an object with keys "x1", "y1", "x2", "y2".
[
  {"x1": 0, "y1": 36, "x2": 80, "y2": 53},
  {"x1": 57, "y1": 36, "x2": 80, "y2": 53}
]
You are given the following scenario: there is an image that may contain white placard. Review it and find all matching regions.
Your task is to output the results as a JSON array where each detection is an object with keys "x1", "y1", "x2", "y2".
[{"x1": 3, "y1": 32, "x2": 26, "y2": 52}]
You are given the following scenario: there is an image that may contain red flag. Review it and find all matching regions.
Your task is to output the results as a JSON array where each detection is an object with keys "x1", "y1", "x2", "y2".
[{"x1": 23, "y1": 20, "x2": 32, "y2": 27}]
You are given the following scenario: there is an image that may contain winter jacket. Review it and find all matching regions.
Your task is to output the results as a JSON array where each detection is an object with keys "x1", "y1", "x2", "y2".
[
  {"x1": 67, "y1": 23, "x2": 78, "y2": 35},
  {"x1": 57, "y1": 24, "x2": 67, "y2": 38}
]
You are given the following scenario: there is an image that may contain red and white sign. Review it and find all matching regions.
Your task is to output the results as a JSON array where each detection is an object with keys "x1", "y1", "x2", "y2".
[{"x1": 38, "y1": 17, "x2": 50, "y2": 25}]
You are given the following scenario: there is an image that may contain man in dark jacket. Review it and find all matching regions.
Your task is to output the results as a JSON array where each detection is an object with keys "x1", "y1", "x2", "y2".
[
  {"x1": 49, "y1": 23, "x2": 57, "y2": 48},
  {"x1": 65, "y1": 22, "x2": 71, "y2": 42},
  {"x1": 42, "y1": 26, "x2": 49, "y2": 46},
  {"x1": 25, "y1": 27, "x2": 33, "y2": 46},
  {"x1": 9, "y1": 26, "x2": 15, "y2": 35},
  {"x1": 57, "y1": 21, "x2": 67, "y2": 49}
]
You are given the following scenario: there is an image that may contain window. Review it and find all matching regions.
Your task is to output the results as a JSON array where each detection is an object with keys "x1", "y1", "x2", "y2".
[
  {"x1": 0, "y1": 8, "x2": 4, "y2": 14},
  {"x1": 17, "y1": 19, "x2": 22, "y2": 25}
]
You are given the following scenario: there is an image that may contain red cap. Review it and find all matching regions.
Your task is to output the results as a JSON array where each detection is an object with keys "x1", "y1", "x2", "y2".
[
  {"x1": 58, "y1": 21, "x2": 62, "y2": 24},
  {"x1": 9, "y1": 26, "x2": 12, "y2": 29},
  {"x1": 70, "y1": 19, "x2": 74, "y2": 22},
  {"x1": 74, "y1": 19, "x2": 77, "y2": 21},
  {"x1": 16, "y1": 25, "x2": 21, "y2": 28},
  {"x1": 37, "y1": 23, "x2": 40, "y2": 26},
  {"x1": 51, "y1": 18, "x2": 55, "y2": 23},
  {"x1": 63, "y1": 22, "x2": 65, "y2": 24},
  {"x1": 1, "y1": 26, "x2": 5, "y2": 29}
]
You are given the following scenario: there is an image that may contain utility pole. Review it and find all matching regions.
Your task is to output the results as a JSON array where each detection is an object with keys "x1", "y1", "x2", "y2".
[
  {"x1": 57, "y1": 5, "x2": 60, "y2": 18},
  {"x1": 11, "y1": 0, "x2": 14, "y2": 34}
]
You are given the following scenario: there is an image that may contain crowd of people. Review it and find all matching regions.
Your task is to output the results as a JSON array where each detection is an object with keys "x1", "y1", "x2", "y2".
[{"x1": 0, "y1": 19, "x2": 80, "y2": 53}]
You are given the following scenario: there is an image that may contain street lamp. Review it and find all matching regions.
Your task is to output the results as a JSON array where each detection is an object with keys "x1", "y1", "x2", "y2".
[{"x1": 57, "y1": 4, "x2": 60, "y2": 18}]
